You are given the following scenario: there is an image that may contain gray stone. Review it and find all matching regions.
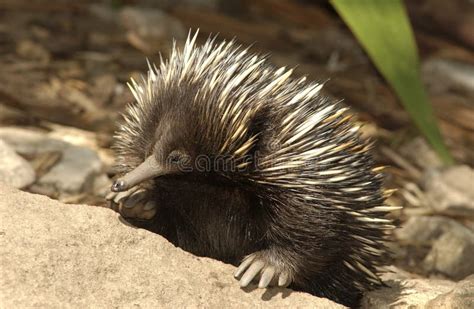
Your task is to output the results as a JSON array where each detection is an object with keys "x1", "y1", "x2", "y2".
[
  {"x1": 427, "y1": 275, "x2": 474, "y2": 308},
  {"x1": 0, "y1": 139, "x2": 35, "y2": 189},
  {"x1": 396, "y1": 216, "x2": 461, "y2": 245},
  {"x1": 396, "y1": 216, "x2": 474, "y2": 279},
  {"x1": 0, "y1": 127, "x2": 68, "y2": 155},
  {"x1": 0, "y1": 127, "x2": 104, "y2": 195},
  {"x1": 38, "y1": 145, "x2": 103, "y2": 194},
  {"x1": 0, "y1": 186, "x2": 343, "y2": 308},
  {"x1": 423, "y1": 165, "x2": 474, "y2": 218},
  {"x1": 422, "y1": 226, "x2": 474, "y2": 280}
]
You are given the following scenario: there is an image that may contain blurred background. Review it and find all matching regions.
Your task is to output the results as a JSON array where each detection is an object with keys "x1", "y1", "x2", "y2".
[{"x1": 0, "y1": 0, "x2": 473, "y2": 286}]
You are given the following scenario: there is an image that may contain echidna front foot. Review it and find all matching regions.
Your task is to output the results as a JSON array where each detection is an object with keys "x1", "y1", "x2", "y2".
[
  {"x1": 106, "y1": 187, "x2": 157, "y2": 220},
  {"x1": 234, "y1": 251, "x2": 293, "y2": 289}
]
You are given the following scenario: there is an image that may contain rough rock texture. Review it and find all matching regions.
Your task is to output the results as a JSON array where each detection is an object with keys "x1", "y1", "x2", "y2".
[
  {"x1": 0, "y1": 186, "x2": 342, "y2": 308},
  {"x1": 362, "y1": 268, "x2": 457, "y2": 308},
  {"x1": 0, "y1": 139, "x2": 35, "y2": 188},
  {"x1": 427, "y1": 275, "x2": 474, "y2": 308}
]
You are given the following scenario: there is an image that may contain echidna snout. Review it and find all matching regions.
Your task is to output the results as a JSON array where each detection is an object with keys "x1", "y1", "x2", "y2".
[
  {"x1": 107, "y1": 30, "x2": 398, "y2": 307},
  {"x1": 111, "y1": 155, "x2": 164, "y2": 192}
]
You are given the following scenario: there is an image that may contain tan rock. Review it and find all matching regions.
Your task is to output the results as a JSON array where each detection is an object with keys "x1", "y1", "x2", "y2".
[
  {"x1": 427, "y1": 275, "x2": 474, "y2": 308},
  {"x1": 0, "y1": 186, "x2": 342, "y2": 308},
  {"x1": 362, "y1": 267, "x2": 457, "y2": 308}
]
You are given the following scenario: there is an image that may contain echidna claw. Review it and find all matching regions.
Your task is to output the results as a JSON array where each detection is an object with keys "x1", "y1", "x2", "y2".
[
  {"x1": 278, "y1": 271, "x2": 290, "y2": 287},
  {"x1": 235, "y1": 252, "x2": 292, "y2": 289},
  {"x1": 105, "y1": 191, "x2": 116, "y2": 201},
  {"x1": 107, "y1": 187, "x2": 157, "y2": 220},
  {"x1": 234, "y1": 255, "x2": 255, "y2": 278},
  {"x1": 123, "y1": 190, "x2": 148, "y2": 208},
  {"x1": 114, "y1": 191, "x2": 130, "y2": 204},
  {"x1": 239, "y1": 259, "x2": 265, "y2": 287},
  {"x1": 258, "y1": 266, "x2": 275, "y2": 288}
]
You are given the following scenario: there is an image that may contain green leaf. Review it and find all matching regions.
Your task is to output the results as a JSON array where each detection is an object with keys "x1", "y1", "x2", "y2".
[{"x1": 330, "y1": 0, "x2": 453, "y2": 164}]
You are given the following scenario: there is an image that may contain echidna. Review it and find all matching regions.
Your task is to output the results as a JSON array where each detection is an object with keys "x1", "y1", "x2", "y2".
[{"x1": 106, "y1": 31, "x2": 398, "y2": 307}]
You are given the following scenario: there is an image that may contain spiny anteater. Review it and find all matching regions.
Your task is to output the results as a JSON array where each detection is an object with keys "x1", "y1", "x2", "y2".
[{"x1": 106, "y1": 31, "x2": 398, "y2": 307}]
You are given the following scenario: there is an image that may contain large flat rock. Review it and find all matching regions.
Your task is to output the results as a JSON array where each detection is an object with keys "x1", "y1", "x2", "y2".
[{"x1": 0, "y1": 186, "x2": 342, "y2": 308}]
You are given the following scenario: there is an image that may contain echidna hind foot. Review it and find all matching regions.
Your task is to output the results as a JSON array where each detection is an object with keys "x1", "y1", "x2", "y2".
[
  {"x1": 235, "y1": 251, "x2": 293, "y2": 288},
  {"x1": 106, "y1": 187, "x2": 157, "y2": 220}
]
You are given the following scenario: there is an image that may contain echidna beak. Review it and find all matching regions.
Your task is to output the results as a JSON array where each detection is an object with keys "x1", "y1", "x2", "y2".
[{"x1": 111, "y1": 155, "x2": 164, "y2": 192}]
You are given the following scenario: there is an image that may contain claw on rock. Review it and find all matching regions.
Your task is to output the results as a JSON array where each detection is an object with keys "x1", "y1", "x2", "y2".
[
  {"x1": 278, "y1": 272, "x2": 290, "y2": 287},
  {"x1": 235, "y1": 252, "x2": 293, "y2": 289},
  {"x1": 258, "y1": 266, "x2": 275, "y2": 288},
  {"x1": 240, "y1": 260, "x2": 265, "y2": 287},
  {"x1": 113, "y1": 191, "x2": 131, "y2": 204},
  {"x1": 234, "y1": 255, "x2": 256, "y2": 278}
]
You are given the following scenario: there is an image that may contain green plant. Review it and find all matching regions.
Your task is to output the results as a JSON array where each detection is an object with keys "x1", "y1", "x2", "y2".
[{"x1": 331, "y1": 0, "x2": 453, "y2": 164}]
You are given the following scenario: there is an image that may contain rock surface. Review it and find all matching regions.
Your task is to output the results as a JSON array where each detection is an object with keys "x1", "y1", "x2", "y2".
[
  {"x1": 423, "y1": 165, "x2": 474, "y2": 218},
  {"x1": 427, "y1": 275, "x2": 474, "y2": 308},
  {"x1": 38, "y1": 145, "x2": 103, "y2": 194},
  {"x1": 396, "y1": 215, "x2": 461, "y2": 245},
  {"x1": 423, "y1": 225, "x2": 474, "y2": 280},
  {"x1": 0, "y1": 186, "x2": 342, "y2": 308},
  {"x1": 0, "y1": 139, "x2": 35, "y2": 189},
  {"x1": 362, "y1": 268, "x2": 458, "y2": 308},
  {"x1": 0, "y1": 127, "x2": 104, "y2": 195},
  {"x1": 396, "y1": 215, "x2": 474, "y2": 279}
]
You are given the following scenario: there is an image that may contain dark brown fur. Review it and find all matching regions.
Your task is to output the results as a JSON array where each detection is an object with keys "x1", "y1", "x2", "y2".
[{"x1": 112, "y1": 34, "x2": 393, "y2": 308}]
